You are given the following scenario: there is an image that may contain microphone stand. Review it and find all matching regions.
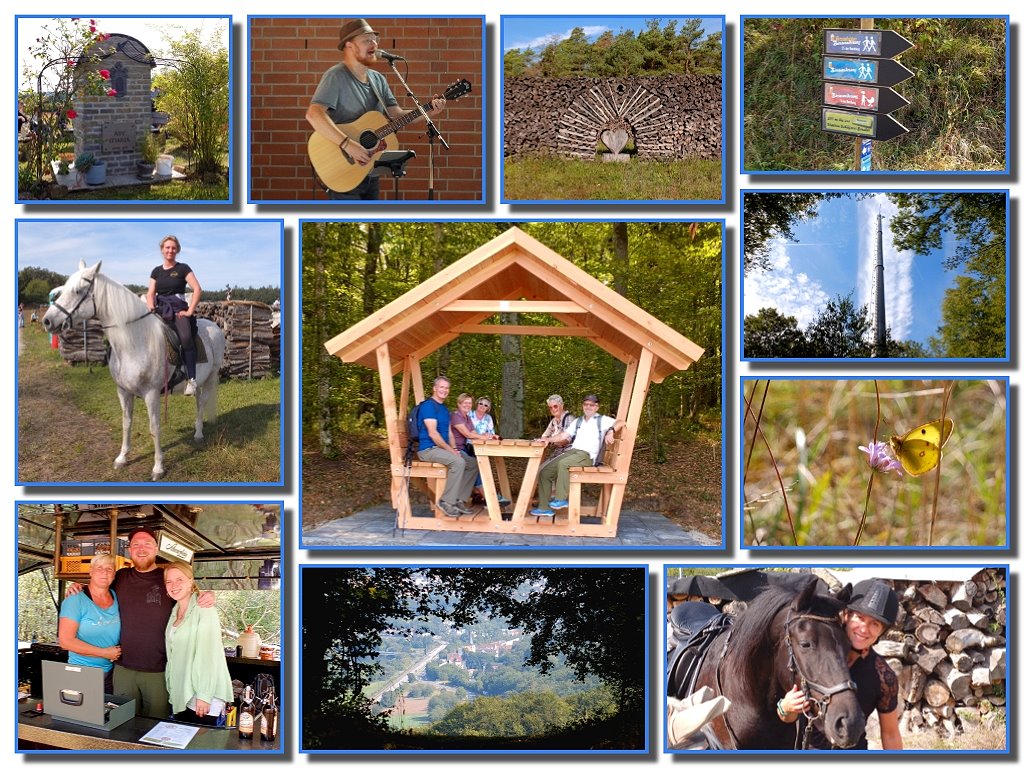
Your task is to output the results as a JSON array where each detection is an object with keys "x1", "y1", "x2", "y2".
[{"x1": 387, "y1": 59, "x2": 449, "y2": 200}]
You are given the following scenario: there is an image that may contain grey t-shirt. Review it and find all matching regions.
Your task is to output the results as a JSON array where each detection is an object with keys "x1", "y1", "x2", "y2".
[{"x1": 311, "y1": 64, "x2": 398, "y2": 125}]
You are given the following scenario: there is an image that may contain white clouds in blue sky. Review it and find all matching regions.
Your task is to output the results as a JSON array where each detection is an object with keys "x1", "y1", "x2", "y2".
[
  {"x1": 743, "y1": 241, "x2": 831, "y2": 328},
  {"x1": 506, "y1": 25, "x2": 610, "y2": 52},
  {"x1": 742, "y1": 192, "x2": 968, "y2": 345},
  {"x1": 17, "y1": 220, "x2": 281, "y2": 290}
]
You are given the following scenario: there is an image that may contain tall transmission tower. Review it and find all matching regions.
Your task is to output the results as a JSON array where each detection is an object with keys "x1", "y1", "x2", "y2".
[{"x1": 870, "y1": 210, "x2": 888, "y2": 357}]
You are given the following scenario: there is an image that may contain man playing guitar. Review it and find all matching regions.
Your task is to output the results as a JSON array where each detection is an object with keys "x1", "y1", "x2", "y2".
[{"x1": 305, "y1": 18, "x2": 446, "y2": 200}]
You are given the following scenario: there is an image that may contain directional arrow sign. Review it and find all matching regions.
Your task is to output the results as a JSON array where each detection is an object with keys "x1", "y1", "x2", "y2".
[
  {"x1": 823, "y1": 56, "x2": 914, "y2": 87},
  {"x1": 822, "y1": 83, "x2": 910, "y2": 114},
  {"x1": 821, "y1": 108, "x2": 909, "y2": 141},
  {"x1": 823, "y1": 29, "x2": 915, "y2": 58}
]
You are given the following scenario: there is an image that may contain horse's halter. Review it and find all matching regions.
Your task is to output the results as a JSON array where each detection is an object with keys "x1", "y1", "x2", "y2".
[{"x1": 783, "y1": 608, "x2": 857, "y2": 747}]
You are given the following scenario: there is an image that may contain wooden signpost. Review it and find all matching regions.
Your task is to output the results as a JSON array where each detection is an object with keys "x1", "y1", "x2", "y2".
[{"x1": 820, "y1": 22, "x2": 914, "y2": 169}]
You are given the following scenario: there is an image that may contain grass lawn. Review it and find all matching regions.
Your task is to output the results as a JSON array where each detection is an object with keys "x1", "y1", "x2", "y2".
[{"x1": 503, "y1": 156, "x2": 721, "y2": 202}]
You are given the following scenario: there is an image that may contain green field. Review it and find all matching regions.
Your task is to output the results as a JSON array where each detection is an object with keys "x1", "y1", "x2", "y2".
[
  {"x1": 17, "y1": 327, "x2": 280, "y2": 483},
  {"x1": 503, "y1": 156, "x2": 721, "y2": 202}
]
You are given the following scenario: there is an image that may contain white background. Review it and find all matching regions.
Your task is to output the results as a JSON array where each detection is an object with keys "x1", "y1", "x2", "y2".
[{"x1": 4, "y1": 2, "x2": 1018, "y2": 764}]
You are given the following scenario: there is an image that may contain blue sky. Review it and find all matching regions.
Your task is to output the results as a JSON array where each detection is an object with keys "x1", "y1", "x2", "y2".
[
  {"x1": 501, "y1": 16, "x2": 723, "y2": 53},
  {"x1": 17, "y1": 220, "x2": 282, "y2": 290},
  {"x1": 743, "y1": 193, "x2": 970, "y2": 346}
]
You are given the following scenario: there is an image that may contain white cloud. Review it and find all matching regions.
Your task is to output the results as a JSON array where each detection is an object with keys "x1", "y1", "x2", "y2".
[
  {"x1": 506, "y1": 26, "x2": 610, "y2": 52},
  {"x1": 744, "y1": 240, "x2": 830, "y2": 328},
  {"x1": 856, "y1": 194, "x2": 914, "y2": 341}
]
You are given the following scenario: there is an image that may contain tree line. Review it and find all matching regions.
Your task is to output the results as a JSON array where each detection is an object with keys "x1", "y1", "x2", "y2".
[
  {"x1": 18, "y1": 266, "x2": 279, "y2": 306},
  {"x1": 303, "y1": 221, "x2": 721, "y2": 462},
  {"x1": 504, "y1": 19, "x2": 721, "y2": 77}
]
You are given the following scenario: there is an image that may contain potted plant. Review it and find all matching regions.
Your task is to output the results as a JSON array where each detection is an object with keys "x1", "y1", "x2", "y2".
[
  {"x1": 76, "y1": 150, "x2": 106, "y2": 185},
  {"x1": 137, "y1": 133, "x2": 158, "y2": 179},
  {"x1": 55, "y1": 158, "x2": 71, "y2": 185}
]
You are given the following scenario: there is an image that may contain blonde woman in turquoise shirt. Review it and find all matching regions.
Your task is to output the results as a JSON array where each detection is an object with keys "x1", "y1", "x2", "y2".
[{"x1": 163, "y1": 562, "x2": 234, "y2": 724}]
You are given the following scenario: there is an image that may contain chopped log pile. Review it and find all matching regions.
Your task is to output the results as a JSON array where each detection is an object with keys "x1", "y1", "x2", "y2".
[
  {"x1": 195, "y1": 300, "x2": 278, "y2": 380},
  {"x1": 57, "y1": 319, "x2": 107, "y2": 364},
  {"x1": 877, "y1": 569, "x2": 1006, "y2": 739},
  {"x1": 505, "y1": 76, "x2": 722, "y2": 160}
]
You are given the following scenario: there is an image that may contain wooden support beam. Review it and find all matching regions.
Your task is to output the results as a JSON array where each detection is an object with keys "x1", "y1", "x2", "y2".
[
  {"x1": 441, "y1": 300, "x2": 587, "y2": 314},
  {"x1": 376, "y1": 344, "x2": 402, "y2": 467},
  {"x1": 455, "y1": 324, "x2": 597, "y2": 337},
  {"x1": 616, "y1": 357, "x2": 639, "y2": 421}
]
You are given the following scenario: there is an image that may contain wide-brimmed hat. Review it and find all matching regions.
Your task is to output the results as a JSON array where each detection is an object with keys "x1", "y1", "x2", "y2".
[{"x1": 337, "y1": 19, "x2": 378, "y2": 50}]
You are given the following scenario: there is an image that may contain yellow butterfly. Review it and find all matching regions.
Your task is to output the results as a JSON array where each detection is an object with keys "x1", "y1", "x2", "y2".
[{"x1": 889, "y1": 418, "x2": 955, "y2": 476}]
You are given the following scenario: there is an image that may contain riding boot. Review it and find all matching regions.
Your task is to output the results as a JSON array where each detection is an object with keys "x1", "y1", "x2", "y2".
[{"x1": 183, "y1": 349, "x2": 198, "y2": 396}]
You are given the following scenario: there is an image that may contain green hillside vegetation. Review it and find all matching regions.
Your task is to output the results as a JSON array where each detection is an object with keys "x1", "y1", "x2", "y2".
[{"x1": 744, "y1": 18, "x2": 1006, "y2": 171}]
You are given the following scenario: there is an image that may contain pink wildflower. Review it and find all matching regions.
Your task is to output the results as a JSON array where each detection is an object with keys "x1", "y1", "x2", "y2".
[{"x1": 858, "y1": 441, "x2": 903, "y2": 476}]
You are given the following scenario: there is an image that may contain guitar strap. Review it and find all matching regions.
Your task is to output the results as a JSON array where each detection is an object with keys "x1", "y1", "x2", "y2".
[{"x1": 365, "y1": 71, "x2": 388, "y2": 117}]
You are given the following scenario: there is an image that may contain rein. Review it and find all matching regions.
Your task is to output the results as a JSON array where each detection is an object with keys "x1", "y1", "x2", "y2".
[
  {"x1": 51, "y1": 274, "x2": 153, "y2": 330},
  {"x1": 783, "y1": 608, "x2": 857, "y2": 749}
]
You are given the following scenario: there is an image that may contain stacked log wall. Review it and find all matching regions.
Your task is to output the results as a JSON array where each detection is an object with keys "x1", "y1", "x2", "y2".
[
  {"x1": 874, "y1": 569, "x2": 1006, "y2": 739},
  {"x1": 504, "y1": 76, "x2": 722, "y2": 160},
  {"x1": 57, "y1": 319, "x2": 107, "y2": 365},
  {"x1": 195, "y1": 300, "x2": 278, "y2": 380}
]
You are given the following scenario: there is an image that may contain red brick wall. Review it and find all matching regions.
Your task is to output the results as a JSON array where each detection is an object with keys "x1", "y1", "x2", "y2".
[{"x1": 249, "y1": 17, "x2": 484, "y2": 202}]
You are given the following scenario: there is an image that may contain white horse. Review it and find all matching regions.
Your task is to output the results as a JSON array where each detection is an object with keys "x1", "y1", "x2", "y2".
[{"x1": 42, "y1": 260, "x2": 226, "y2": 481}]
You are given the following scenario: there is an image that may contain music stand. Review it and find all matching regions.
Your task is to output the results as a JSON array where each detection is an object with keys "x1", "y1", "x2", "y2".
[{"x1": 372, "y1": 150, "x2": 416, "y2": 200}]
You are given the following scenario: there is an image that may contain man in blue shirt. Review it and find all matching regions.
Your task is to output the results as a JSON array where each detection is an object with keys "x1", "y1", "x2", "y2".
[{"x1": 416, "y1": 375, "x2": 477, "y2": 516}]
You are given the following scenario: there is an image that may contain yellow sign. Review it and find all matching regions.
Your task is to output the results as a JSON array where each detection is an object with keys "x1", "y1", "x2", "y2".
[{"x1": 821, "y1": 109, "x2": 876, "y2": 137}]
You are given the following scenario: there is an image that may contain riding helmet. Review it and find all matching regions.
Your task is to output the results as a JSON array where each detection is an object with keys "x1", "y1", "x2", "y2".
[{"x1": 847, "y1": 579, "x2": 899, "y2": 628}]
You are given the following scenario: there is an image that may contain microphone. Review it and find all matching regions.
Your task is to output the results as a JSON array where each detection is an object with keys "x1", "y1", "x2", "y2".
[{"x1": 376, "y1": 49, "x2": 405, "y2": 62}]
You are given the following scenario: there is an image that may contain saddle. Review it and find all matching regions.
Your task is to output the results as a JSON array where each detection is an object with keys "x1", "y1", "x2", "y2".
[
  {"x1": 667, "y1": 602, "x2": 733, "y2": 702},
  {"x1": 158, "y1": 321, "x2": 209, "y2": 393}
]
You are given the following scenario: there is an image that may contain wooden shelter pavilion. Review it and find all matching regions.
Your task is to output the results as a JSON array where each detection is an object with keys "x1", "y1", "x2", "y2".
[{"x1": 324, "y1": 226, "x2": 705, "y2": 538}]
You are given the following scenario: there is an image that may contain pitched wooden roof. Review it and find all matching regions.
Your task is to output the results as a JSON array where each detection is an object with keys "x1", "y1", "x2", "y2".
[{"x1": 324, "y1": 226, "x2": 705, "y2": 384}]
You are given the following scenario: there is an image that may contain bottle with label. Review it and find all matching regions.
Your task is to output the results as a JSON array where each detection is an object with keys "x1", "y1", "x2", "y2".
[
  {"x1": 238, "y1": 686, "x2": 255, "y2": 740},
  {"x1": 260, "y1": 696, "x2": 278, "y2": 742}
]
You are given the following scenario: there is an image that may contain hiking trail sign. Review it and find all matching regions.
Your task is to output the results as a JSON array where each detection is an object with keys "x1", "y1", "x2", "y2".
[{"x1": 820, "y1": 26, "x2": 914, "y2": 144}]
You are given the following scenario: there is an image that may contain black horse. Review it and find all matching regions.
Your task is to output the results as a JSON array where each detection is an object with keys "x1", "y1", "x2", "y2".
[{"x1": 686, "y1": 580, "x2": 865, "y2": 750}]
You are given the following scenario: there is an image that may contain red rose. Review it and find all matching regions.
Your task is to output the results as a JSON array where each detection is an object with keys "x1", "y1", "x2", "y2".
[
  {"x1": 66, "y1": 109, "x2": 77, "y2": 119},
  {"x1": 106, "y1": 88, "x2": 117, "y2": 97},
  {"x1": 99, "y1": 69, "x2": 110, "y2": 79}
]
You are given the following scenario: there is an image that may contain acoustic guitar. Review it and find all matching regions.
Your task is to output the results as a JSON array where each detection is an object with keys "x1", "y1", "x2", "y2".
[{"x1": 308, "y1": 78, "x2": 472, "y2": 193}]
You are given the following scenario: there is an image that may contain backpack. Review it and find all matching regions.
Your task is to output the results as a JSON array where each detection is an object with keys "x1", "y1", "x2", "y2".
[
  {"x1": 404, "y1": 401, "x2": 426, "y2": 466},
  {"x1": 569, "y1": 414, "x2": 612, "y2": 467}
]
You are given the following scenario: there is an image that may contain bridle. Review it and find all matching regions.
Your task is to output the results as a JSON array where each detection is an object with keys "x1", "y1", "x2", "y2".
[
  {"x1": 50, "y1": 274, "x2": 153, "y2": 331},
  {"x1": 783, "y1": 608, "x2": 857, "y2": 749},
  {"x1": 48, "y1": 275, "x2": 98, "y2": 328}
]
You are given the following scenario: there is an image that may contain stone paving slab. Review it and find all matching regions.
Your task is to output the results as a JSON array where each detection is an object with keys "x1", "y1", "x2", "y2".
[{"x1": 302, "y1": 503, "x2": 718, "y2": 549}]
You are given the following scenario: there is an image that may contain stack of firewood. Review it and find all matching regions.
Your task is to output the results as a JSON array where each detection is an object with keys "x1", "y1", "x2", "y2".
[
  {"x1": 505, "y1": 76, "x2": 722, "y2": 160},
  {"x1": 195, "y1": 300, "x2": 276, "y2": 380},
  {"x1": 875, "y1": 569, "x2": 1006, "y2": 738},
  {"x1": 57, "y1": 319, "x2": 107, "y2": 364}
]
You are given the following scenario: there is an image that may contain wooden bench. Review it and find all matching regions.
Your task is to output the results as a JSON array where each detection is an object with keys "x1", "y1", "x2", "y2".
[
  {"x1": 566, "y1": 428, "x2": 630, "y2": 528},
  {"x1": 390, "y1": 419, "x2": 448, "y2": 521}
]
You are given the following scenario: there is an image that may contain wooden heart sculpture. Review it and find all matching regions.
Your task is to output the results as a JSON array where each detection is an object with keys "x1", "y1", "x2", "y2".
[{"x1": 601, "y1": 128, "x2": 629, "y2": 154}]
